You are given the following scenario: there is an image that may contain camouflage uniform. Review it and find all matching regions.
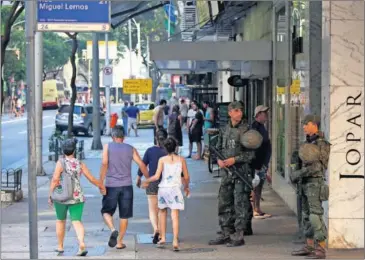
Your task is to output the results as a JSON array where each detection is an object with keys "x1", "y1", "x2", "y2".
[
  {"x1": 290, "y1": 115, "x2": 330, "y2": 259},
  {"x1": 209, "y1": 102, "x2": 255, "y2": 247}
]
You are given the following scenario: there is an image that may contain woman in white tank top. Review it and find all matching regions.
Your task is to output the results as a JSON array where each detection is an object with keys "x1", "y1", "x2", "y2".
[{"x1": 142, "y1": 137, "x2": 190, "y2": 251}]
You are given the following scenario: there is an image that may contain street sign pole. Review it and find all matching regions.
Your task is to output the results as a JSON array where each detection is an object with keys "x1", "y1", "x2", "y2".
[
  {"x1": 105, "y1": 33, "x2": 111, "y2": 135},
  {"x1": 26, "y1": 0, "x2": 39, "y2": 258},
  {"x1": 35, "y1": 32, "x2": 44, "y2": 176}
]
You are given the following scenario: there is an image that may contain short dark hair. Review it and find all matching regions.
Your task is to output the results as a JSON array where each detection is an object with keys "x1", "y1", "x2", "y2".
[
  {"x1": 62, "y1": 138, "x2": 76, "y2": 156},
  {"x1": 203, "y1": 100, "x2": 210, "y2": 106},
  {"x1": 156, "y1": 129, "x2": 168, "y2": 146},
  {"x1": 130, "y1": 101, "x2": 134, "y2": 106},
  {"x1": 163, "y1": 137, "x2": 177, "y2": 154},
  {"x1": 111, "y1": 125, "x2": 125, "y2": 139},
  {"x1": 160, "y1": 99, "x2": 167, "y2": 105}
]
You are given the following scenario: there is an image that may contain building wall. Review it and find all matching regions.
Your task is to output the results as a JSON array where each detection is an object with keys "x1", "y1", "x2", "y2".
[{"x1": 322, "y1": 0, "x2": 364, "y2": 249}]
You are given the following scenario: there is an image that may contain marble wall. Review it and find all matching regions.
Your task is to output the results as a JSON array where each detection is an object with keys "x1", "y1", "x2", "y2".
[{"x1": 323, "y1": 0, "x2": 364, "y2": 249}]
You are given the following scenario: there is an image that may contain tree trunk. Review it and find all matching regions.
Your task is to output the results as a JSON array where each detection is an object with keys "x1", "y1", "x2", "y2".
[
  {"x1": 0, "y1": 1, "x2": 25, "y2": 114},
  {"x1": 66, "y1": 33, "x2": 78, "y2": 138}
]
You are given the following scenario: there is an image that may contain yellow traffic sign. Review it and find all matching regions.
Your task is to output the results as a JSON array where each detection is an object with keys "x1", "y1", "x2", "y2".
[{"x1": 123, "y1": 79, "x2": 152, "y2": 94}]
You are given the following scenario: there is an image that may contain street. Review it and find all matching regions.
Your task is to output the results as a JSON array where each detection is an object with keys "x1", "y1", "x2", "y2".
[{"x1": 1, "y1": 109, "x2": 89, "y2": 169}]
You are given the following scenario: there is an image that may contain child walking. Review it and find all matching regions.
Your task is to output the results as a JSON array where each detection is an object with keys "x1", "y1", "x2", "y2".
[{"x1": 142, "y1": 137, "x2": 190, "y2": 251}]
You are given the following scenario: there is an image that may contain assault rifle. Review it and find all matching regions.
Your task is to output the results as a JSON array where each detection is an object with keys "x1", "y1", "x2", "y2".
[{"x1": 209, "y1": 145, "x2": 253, "y2": 190}]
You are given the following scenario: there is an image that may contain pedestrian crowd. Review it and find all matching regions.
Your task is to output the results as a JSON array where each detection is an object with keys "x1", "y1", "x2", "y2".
[{"x1": 48, "y1": 99, "x2": 329, "y2": 259}]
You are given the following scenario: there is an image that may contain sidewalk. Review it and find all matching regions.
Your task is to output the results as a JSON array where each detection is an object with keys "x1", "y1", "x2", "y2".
[{"x1": 1, "y1": 129, "x2": 363, "y2": 259}]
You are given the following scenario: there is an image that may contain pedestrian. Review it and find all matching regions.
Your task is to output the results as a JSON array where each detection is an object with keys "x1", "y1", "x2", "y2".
[
  {"x1": 179, "y1": 99, "x2": 188, "y2": 129},
  {"x1": 136, "y1": 129, "x2": 168, "y2": 244},
  {"x1": 208, "y1": 101, "x2": 260, "y2": 247},
  {"x1": 48, "y1": 138, "x2": 105, "y2": 256},
  {"x1": 188, "y1": 102, "x2": 204, "y2": 160},
  {"x1": 168, "y1": 105, "x2": 183, "y2": 149},
  {"x1": 125, "y1": 101, "x2": 140, "y2": 137},
  {"x1": 99, "y1": 126, "x2": 149, "y2": 250},
  {"x1": 142, "y1": 137, "x2": 190, "y2": 251},
  {"x1": 153, "y1": 99, "x2": 167, "y2": 145},
  {"x1": 121, "y1": 101, "x2": 129, "y2": 135},
  {"x1": 251, "y1": 105, "x2": 272, "y2": 220},
  {"x1": 290, "y1": 115, "x2": 330, "y2": 259}
]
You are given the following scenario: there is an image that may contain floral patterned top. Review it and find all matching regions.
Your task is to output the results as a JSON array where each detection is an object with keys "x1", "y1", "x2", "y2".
[{"x1": 60, "y1": 157, "x2": 85, "y2": 205}]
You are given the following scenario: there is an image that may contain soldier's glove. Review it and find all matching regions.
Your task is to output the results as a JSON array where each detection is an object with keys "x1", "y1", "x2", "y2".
[{"x1": 252, "y1": 173, "x2": 260, "y2": 188}]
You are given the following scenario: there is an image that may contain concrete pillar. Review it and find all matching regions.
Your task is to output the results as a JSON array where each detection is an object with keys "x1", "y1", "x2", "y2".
[{"x1": 322, "y1": 0, "x2": 364, "y2": 249}]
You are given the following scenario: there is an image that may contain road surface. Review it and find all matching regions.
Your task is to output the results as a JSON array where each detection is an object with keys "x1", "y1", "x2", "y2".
[{"x1": 1, "y1": 109, "x2": 88, "y2": 169}]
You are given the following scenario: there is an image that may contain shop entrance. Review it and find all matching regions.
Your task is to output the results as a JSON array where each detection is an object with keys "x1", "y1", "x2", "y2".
[{"x1": 234, "y1": 78, "x2": 271, "y2": 125}]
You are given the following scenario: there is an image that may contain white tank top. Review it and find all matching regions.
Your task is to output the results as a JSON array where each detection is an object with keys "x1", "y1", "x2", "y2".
[{"x1": 158, "y1": 158, "x2": 182, "y2": 188}]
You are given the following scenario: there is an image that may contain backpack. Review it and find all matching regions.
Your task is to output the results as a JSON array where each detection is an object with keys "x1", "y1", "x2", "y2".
[{"x1": 51, "y1": 158, "x2": 75, "y2": 203}]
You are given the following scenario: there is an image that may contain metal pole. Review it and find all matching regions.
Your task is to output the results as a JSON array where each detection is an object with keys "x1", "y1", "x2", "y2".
[
  {"x1": 168, "y1": 1, "x2": 171, "y2": 41},
  {"x1": 128, "y1": 19, "x2": 134, "y2": 102},
  {"x1": 146, "y1": 35, "x2": 150, "y2": 78},
  {"x1": 35, "y1": 32, "x2": 44, "y2": 176},
  {"x1": 91, "y1": 33, "x2": 103, "y2": 150},
  {"x1": 25, "y1": 0, "x2": 38, "y2": 258},
  {"x1": 104, "y1": 33, "x2": 111, "y2": 135},
  {"x1": 128, "y1": 19, "x2": 132, "y2": 78}
]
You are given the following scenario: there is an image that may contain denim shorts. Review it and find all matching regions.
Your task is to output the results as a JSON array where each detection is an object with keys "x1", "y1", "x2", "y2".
[{"x1": 101, "y1": 186, "x2": 133, "y2": 219}]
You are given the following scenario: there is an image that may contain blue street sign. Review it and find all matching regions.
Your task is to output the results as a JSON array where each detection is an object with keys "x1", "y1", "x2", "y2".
[
  {"x1": 37, "y1": 0, "x2": 111, "y2": 32},
  {"x1": 164, "y1": 4, "x2": 176, "y2": 23}
]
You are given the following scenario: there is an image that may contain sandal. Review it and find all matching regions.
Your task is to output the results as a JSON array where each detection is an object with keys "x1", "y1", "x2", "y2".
[
  {"x1": 254, "y1": 212, "x2": 272, "y2": 219},
  {"x1": 54, "y1": 249, "x2": 64, "y2": 254},
  {"x1": 173, "y1": 246, "x2": 180, "y2": 252},
  {"x1": 157, "y1": 241, "x2": 166, "y2": 248},
  {"x1": 152, "y1": 232, "x2": 160, "y2": 244},
  {"x1": 116, "y1": 244, "x2": 126, "y2": 250},
  {"x1": 108, "y1": 230, "x2": 119, "y2": 248},
  {"x1": 76, "y1": 248, "x2": 88, "y2": 257}
]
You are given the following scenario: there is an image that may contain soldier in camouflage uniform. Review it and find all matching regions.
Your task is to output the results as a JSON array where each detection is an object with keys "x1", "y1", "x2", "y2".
[
  {"x1": 208, "y1": 101, "x2": 257, "y2": 247},
  {"x1": 290, "y1": 115, "x2": 330, "y2": 259}
]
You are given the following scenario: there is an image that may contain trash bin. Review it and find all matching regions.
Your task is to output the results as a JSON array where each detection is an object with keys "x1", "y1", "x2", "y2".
[{"x1": 110, "y1": 113, "x2": 118, "y2": 128}]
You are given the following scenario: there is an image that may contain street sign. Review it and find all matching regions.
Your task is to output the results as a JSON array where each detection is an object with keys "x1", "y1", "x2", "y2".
[
  {"x1": 123, "y1": 79, "x2": 152, "y2": 94},
  {"x1": 37, "y1": 0, "x2": 111, "y2": 32},
  {"x1": 103, "y1": 66, "x2": 113, "y2": 86}
]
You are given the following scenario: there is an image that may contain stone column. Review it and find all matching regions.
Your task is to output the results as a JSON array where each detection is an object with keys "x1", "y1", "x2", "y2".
[{"x1": 323, "y1": 0, "x2": 364, "y2": 249}]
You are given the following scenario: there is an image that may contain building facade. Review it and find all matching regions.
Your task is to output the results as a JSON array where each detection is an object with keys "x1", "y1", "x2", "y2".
[{"x1": 150, "y1": 0, "x2": 364, "y2": 249}]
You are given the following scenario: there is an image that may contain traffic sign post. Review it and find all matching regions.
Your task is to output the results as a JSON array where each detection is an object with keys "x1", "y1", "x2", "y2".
[
  {"x1": 103, "y1": 66, "x2": 113, "y2": 87},
  {"x1": 123, "y1": 79, "x2": 153, "y2": 95},
  {"x1": 37, "y1": 0, "x2": 111, "y2": 32}
]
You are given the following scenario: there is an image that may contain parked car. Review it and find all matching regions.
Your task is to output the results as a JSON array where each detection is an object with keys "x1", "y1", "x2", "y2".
[
  {"x1": 55, "y1": 103, "x2": 106, "y2": 137},
  {"x1": 136, "y1": 102, "x2": 155, "y2": 126}
]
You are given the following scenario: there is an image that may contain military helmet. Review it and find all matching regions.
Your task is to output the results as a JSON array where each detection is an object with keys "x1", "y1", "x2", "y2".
[
  {"x1": 240, "y1": 129, "x2": 263, "y2": 149},
  {"x1": 302, "y1": 114, "x2": 321, "y2": 125},
  {"x1": 299, "y1": 143, "x2": 320, "y2": 163}
]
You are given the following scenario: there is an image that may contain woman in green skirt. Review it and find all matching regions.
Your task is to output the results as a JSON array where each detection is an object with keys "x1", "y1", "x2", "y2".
[{"x1": 48, "y1": 139, "x2": 105, "y2": 256}]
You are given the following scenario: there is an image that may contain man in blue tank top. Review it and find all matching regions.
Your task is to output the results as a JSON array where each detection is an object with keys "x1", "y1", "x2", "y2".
[{"x1": 99, "y1": 126, "x2": 149, "y2": 249}]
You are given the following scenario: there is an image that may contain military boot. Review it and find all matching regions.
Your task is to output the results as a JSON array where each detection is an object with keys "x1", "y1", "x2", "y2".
[
  {"x1": 208, "y1": 229, "x2": 231, "y2": 245},
  {"x1": 244, "y1": 222, "x2": 253, "y2": 236},
  {"x1": 226, "y1": 231, "x2": 245, "y2": 247},
  {"x1": 305, "y1": 241, "x2": 326, "y2": 259},
  {"x1": 291, "y1": 239, "x2": 315, "y2": 256}
]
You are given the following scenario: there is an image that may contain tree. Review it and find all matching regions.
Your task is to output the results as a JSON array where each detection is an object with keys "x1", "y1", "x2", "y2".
[
  {"x1": 42, "y1": 32, "x2": 70, "y2": 80},
  {"x1": 1, "y1": 1, "x2": 25, "y2": 110},
  {"x1": 65, "y1": 32, "x2": 78, "y2": 138}
]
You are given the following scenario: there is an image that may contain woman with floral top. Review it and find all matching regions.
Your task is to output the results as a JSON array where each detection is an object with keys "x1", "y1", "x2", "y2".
[{"x1": 48, "y1": 139, "x2": 105, "y2": 256}]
